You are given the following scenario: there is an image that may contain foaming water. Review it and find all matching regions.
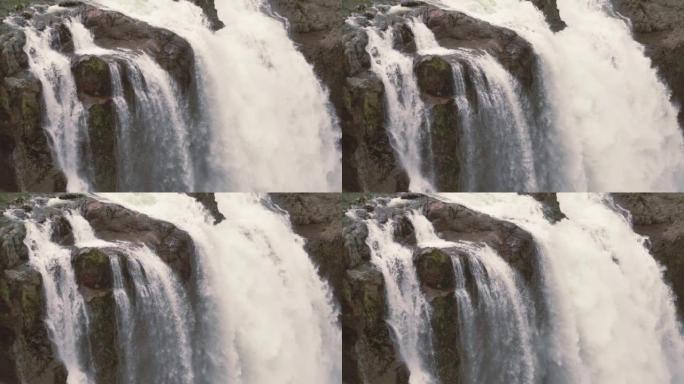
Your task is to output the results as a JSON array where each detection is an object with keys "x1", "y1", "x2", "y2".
[
  {"x1": 432, "y1": 0, "x2": 684, "y2": 191},
  {"x1": 100, "y1": 193, "x2": 342, "y2": 383},
  {"x1": 441, "y1": 193, "x2": 684, "y2": 383},
  {"x1": 90, "y1": 0, "x2": 342, "y2": 191}
]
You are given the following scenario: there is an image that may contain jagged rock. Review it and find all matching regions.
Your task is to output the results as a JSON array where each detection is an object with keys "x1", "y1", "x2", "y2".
[
  {"x1": 187, "y1": 193, "x2": 225, "y2": 224},
  {"x1": 528, "y1": 0, "x2": 566, "y2": 32},
  {"x1": 87, "y1": 100, "x2": 118, "y2": 191},
  {"x1": 393, "y1": 215, "x2": 416, "y2": 245},
  {"x1": 612, "y1": 0, "x2": 684, "y2": 128},
  {"x1": 414, "y1": 55, "x2": 455, "y2": 98},
  {"x1": 414, "y1": 247, "x2": 456, "y2": 291},
  {"x1": 0, "y1": 24, "x2": 67, "y2": 191},
  {"x1": 0, "y1": 217, "x2": 28, "y2": 270},
  {"x1": 72, "y1": 247, "x2": 115, "y2": 290},
  {"x1": 612, "y1": 193, "x2": 684, "y2": 317},
  {"x1": 80, "y1": 198, "x2": 194, "y2": 281},
  {"x1": 525, "y1": 193, "x2": 566, "y2": 223},
  {"x1": 342, "y1": 262, "x2": 409, "y2": 384},
  {"x1": 184, "y1": 0, "x2": 224, "y2": 31},
  {"x1": 50, "y1": 215, "x2": 74, "y2": 246},
  {"x1": 0, "y1": 264, "x2": 68, "y2": 384}
]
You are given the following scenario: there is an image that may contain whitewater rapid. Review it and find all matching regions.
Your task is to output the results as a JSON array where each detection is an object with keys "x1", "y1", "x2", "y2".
[
  {"x1": 442, "y1": 193, "x2": 684, "y2": 383},
  {"x1": 17, "y1": 0, "x2": 341, "y2": 191}
]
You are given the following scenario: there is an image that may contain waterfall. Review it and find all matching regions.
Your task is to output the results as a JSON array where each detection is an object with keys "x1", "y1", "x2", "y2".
[
  {"x1": 87, "y1": 0, "x2": 342, "y2": 192},
  {"x1": 431, "y1": 0, "x2": 684, "y2": 191},
  {"x1": 443, "y1": 193, "x2": 684, "y2": 383},
  {"x1": 410, "y1": 19, "x2": 539, "y2": 191},
  {"x1": 15, "y1": 0, "x2": 341, "y2": 191},
  {"x1": 359, "y1": 203, "x2": 537, "y2": 383},
  {"x1": 19, "y1": 202, "x2": 195, "y2": 384},
  {"x1": 364, "y1": 23, "x2": 436, "y2": 192},
  {"x1": 100, "y1": 193, "x2": 342, "y2": 383}
]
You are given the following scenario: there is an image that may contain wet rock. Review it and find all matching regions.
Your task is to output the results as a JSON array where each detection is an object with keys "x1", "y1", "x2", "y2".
[
  {"x1": 525, "y1": 193, "x2": 566, "y2": 223},
  {"x1": 421, "y1": 6, "x2": 537, "y2": 89},
  {"x1": 81, "y1": 5, "x2": 195, "y2": 91},
  {"x1": 72, "y1": 55, "x2": 113, "y2": 100},
  {"x1": 87, "y1": 100, "x2": 118, "y2": 191},
  {"x1": 85, "y1": 291, "x2": 118, "y2": 384},
  {"x1": 184, "y1": 0, "x2": 224, "y2": 31},
  {"x1": 415, "y1": 55, "x2": 455, "y2": 98},
  {"x1": 424, "y1": 199, "x2": 537, "y2": 282},
  {"x1": 187, "y1": 193, "x2": 225, "y2": 224},
  {"x1": 0, "y1": 264, "x2": 67, "y2": 384},
  {"x1": 528, "y1": 0, "x2": 566, "y2": 32},
  {"x1": 342, "y1": 262, "x2": 409, "y2": 384},
  {"x1": 429, "y1": 294, "x2": 460, "y2": 384},
  {"x1": 429, "y1": 100, "x2": 461, "y2": 191},
  {"x1": 414, "y1": 247, "x2": 456, "y2": 291},
  {"x1": 72, "y1": 247, "x2": 114, "y2": 290},
  {"x1": 50, "y1": 215, "x2": 74, "y2": 246},
  {"x1": 393, "y1": 215, "x2": 416, "y2": 246},
  {"x1": 0, "y1": 217, "x2": 28, "y2": 270},
  {"x1": 80, "y1": 199, "x2": 194, "y2": 281}
]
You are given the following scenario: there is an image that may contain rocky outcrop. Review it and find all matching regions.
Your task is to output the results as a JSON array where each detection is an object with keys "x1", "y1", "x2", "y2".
[
  {"x1": 185, "y1": 0, "x2": 224, "y2": 31},
  {"x1": 612, "y1": 0, "x2": 684, "y2": 128},
  {"x1": 0, "y1": 193, "x2": 198, "y2": 383},
  {"x1": 528, "y1": 0, "x2": 566, "y2": 32},
  {"x1": 187, "y1": 193, "x2": 225, "y2": 224},
  {"x1": 612, "y1": 193, "x2": 684, "y2": 317}
]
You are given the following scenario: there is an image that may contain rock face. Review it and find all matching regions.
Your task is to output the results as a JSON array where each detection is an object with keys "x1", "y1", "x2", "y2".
[
  {"x1": 0, "y1": 194, "x2": 198, "y2": 383},
  {"x1": 612, "y1": 193, "x2": 684, "y2": 317},
  {"x1": 528, "y1": 0, "x2": 566, "y2": 32},
  {"x1": 612, "y1": 0, "x2": 684, "y2": 128}
]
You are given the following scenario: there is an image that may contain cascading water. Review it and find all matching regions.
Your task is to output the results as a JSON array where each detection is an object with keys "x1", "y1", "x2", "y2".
[
  {"x1": 442, "y1": 193, "x2": 684, "y2": 383},
  {"x1": 100, "y1": 193, "x2": 342, "y2": 384},
  {"x1": 409, "y1": 19, "x2": 540, "y2": 191},
  {"x1": 17, "y1": 200, "x2": 196, "y2": 384},
  {"x1": 88, "y1": 0, "x2": 342, "y2": 192},
  {"x1": 430, "y1": 0, "x2": 684, "y2": 191},
  {"x1": 11, "y1": 0, "x2": 341, "y2": 191},
  {"x1": 359, "y1": 200, "x2": 537, "y2": 383}
]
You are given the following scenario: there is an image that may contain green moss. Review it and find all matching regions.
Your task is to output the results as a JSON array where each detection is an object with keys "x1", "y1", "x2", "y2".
[
  {"x1": 73, "y1": 248, "x2": 113, "y2": 289},
  {"x1": 87, "y1": 292, "x2": 118, "y2": 384},
  {"x1": 429, "y1": 101, "x2": 460, "y2": 190},
  {"x1": 430, "y1": 295, "x2": 461, "y2": 383}
]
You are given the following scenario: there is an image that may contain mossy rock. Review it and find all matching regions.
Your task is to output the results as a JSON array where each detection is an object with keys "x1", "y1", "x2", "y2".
[
  {"x1": 429, "y1": 294, "x2": 461, "y2": 383},
  {"x1": 429, "y1": 100, "x2": 461, "y2": 191},
  {"x1": 87, "y1": 101, "x2": 118, "y2": 191},
  {"x1": 415, "y1": 55, "x2": 455, "y2": 98},
  {"x1": 86, "y1": 291, "x2": 118, "y2": 384},
  {"x1": 72, "y1": 248, "x2": 113, "y2": 290},
  {"x1": 0, "y1": 218, "x2": 28, "y2": 270},
  {"x1": 414, "y1": 247, "x2": 456, "y2": 291},
  {"x1": 72, "y1": 55, "x2": 112, "y2": 99}
]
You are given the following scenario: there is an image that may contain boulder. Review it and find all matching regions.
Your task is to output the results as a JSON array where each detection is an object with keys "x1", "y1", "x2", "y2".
[
  {"x1": 184, "y1": 0, "x2": 224, "y2": 31},
  {"x1": 528, "y1": 0, "x2": 566, "y2": 32},
  {"x1": 414, "y1": 55, "x2": 455, "y2": 98},
  {"x1": 0, "y1": 217, "x2": 28, "y2": 270},
  {"x1": 72, "y1": 55, "x2": 113, "y2": 101},
  {"x1": 413, "y1": 247, "x2": 456, "y2": 291},
  {"x1": 80, "y1": 198, "x2": 194, "y2": 281},
  {"x1": 86, "y1": 100, "x2": 118, "y2": 191},
  {"x1": 187, "y1": 193, "x2": 225, "y2": 224},
  {"x1": 72, "y1": 247, "x2": 114, "y2": 290}
]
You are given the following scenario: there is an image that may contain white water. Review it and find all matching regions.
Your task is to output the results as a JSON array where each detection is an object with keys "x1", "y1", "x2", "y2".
[
  {"x1": 410, "y1": 19, "x2": 539, "y2": 191},
  {"x1": 364, "y1": 215, "x2": 437, "y2": 383},
  {"x1": 100, "y1": 193, "x2": 341, "y2": 384},
  {"x1": 431, "y1": 0, "x2": 684, "y2": 191},
  {"x1": 442, "y1": 193, "x2": 684, "y2": 383},
  {"x1": 364, "y1": 24, "x2": 436, "y2": 192},
  {"x1": 87, "y1": 0, "x2": 341, "y2": 192}
]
